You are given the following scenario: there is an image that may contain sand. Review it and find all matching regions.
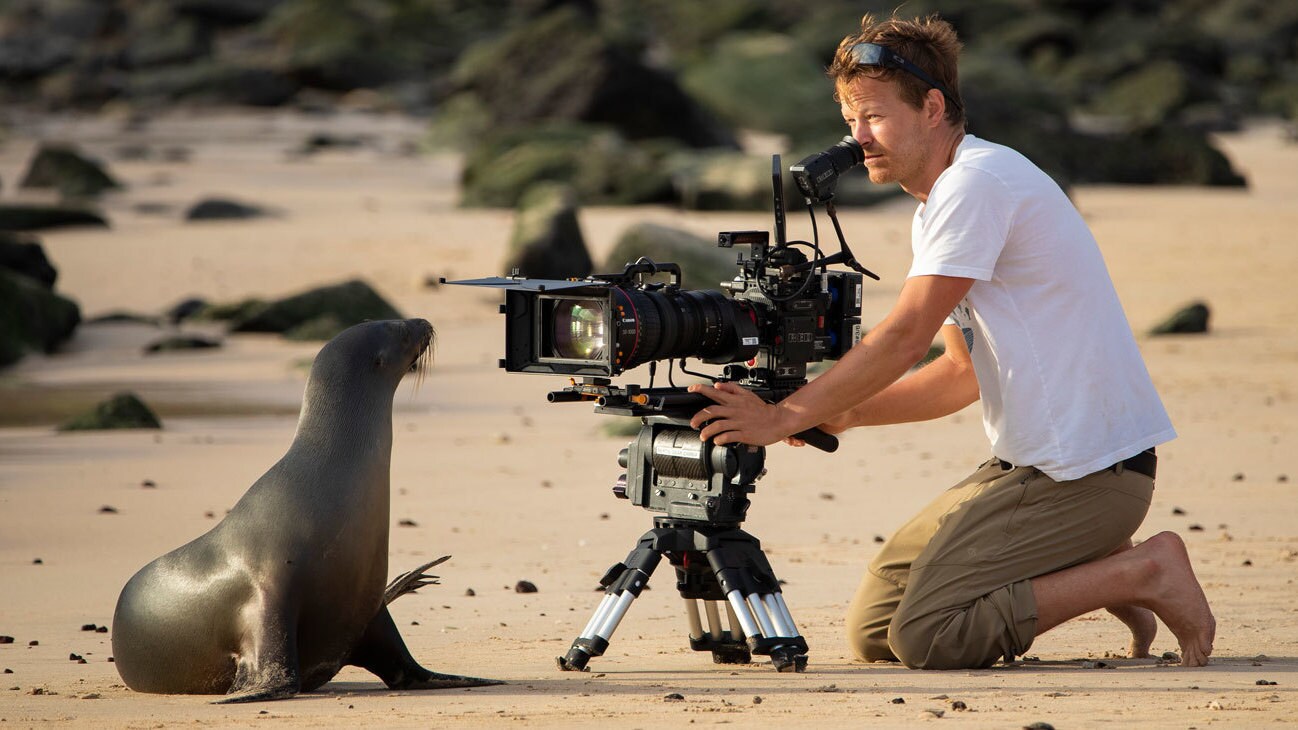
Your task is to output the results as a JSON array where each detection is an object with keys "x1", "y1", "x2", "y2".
[{"x1": 0, "y1": 108, "x2": 1295, "y2": 727}]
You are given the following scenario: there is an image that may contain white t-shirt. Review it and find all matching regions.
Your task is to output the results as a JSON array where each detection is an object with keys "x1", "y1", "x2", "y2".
[{"x1": 908, "y1": 135, "x2": 1175, "y2": 481}]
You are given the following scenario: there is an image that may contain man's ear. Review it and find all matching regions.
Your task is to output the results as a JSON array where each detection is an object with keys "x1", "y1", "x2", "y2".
[{"x1": 925, "y1": 88, "x2": 946, "y2": 127}]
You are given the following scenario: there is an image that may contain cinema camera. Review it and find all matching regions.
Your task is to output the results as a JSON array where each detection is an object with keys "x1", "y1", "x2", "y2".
[{"x1": 449, "y1": 136, "x2": 877, "y2": 674}]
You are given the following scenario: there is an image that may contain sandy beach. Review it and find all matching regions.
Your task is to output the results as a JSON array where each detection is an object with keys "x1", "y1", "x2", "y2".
[{"x1": 1, "y1": 109, "x2": 1295, "y2": 727}]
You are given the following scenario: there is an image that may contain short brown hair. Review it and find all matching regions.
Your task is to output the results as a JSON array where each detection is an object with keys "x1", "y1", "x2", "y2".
[{"x1": 828, "y1": 13, "x2": 965, "y2": 127}]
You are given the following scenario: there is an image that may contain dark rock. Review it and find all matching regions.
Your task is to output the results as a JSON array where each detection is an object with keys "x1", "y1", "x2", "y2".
[
  {"x1": 298, "y1": 133, "x2": 367, "y2": 155},
  {"x1": 19, "y1": 144, "x2": 121, "y2": 199},
  {"x1": 1078, "y1": 127, "x2": 1247, "y2": 187},
  {"x1": 58, "y1": 392, "x2": 162, "y2": 431},
  {"x1": 678, "y1": 32, "x2": 845, "y2": 149},
  {"x1": 603, "y1": 222, "x2": 734, "y2": 292},
  {"x1": 196, "y1": 297, "x2": 267, "y2": 322},
  {"x1": 503, "y1": 183, "x2": 592, "y2": 280},
  {"x1": 143, "y1": 335, "x2": 221, "y2": 354},
  {"x1": 125, "y1": 62, "x2": 299, "y2": 107},
  {"x1": 86, "y1": 311, "x2": 158, "y2": 325},
  {"x1": 0, "y1": 204, "x2": 108, "y2": 232},
  {"x1": 184, "y1": 197, "x2": 269, "y2": 221},
  {"x1": 464, "y1": 588, "x2": 475, "y2": 597},
  {"x1": 0, "y1": 268, "x2": 81, "y2": 367},
  {"x1": 282, "y1": 314, "x2": 350, "y2": 342},
  {"x1": 122, "y1": 1, "x2": 211, "y2": 70},
  {"x1": 1090, "y1": 60, "x2": 1194, "y2": 128},
  {"x1": 165, "y1": 297, "x2": 208, "y2": 324},
  {"x1": 0, "y1": 232, "x2": 57, "y2": 289},
  {"x1": 514, "y1": 580, "x2": 538, "y2": 594},
  {"x1": 229, "y1": 279, "x2": 401, "y2": 334},
  {"x1": 460, "y1": 124, "x2": 678, "y2": 208},
  {"x1": 663, "y1": 693, "x2": 685, "y2": 701},
  {"x1": 173, "y1": 0, "x2": 282, "y2": 25},
  {"x1": 1023, "y1": 723, "x2": 1056, "y2": 730},
  {"x1": 0, "y1": 636, "x2": 12, "y2": 644},
  {"x1": 669, "y1": 150, "x2": 778, "y2": 211},
  {"x1": 1149, "y1": 301, "x2": 1210, "y2": 335},
  {"x1": 80, "y1": 624, "x2": 96, "y2": 631},
  {"x1": 452, "y1": 6, "x2": 735, "y2": 150}
]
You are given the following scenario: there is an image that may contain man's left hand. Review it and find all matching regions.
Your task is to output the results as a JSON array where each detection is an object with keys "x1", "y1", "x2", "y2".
[{"x1": 688, "y1": 381, "x2": 790, "y2": 446}]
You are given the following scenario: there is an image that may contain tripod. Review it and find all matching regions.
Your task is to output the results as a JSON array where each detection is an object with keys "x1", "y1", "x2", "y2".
[{"x1": 556, "y1": 415, "x2": 809, "y2": 673}]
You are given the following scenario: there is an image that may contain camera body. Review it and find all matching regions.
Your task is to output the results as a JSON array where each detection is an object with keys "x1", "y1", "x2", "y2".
[{"x1": 458, "y1": 238, "x2": 863, "y2": 390}]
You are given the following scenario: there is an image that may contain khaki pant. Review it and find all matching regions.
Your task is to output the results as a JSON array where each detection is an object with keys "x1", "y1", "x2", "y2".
[{"x1": 845, "y1": 458, "x2": 1154, "y2": 669}]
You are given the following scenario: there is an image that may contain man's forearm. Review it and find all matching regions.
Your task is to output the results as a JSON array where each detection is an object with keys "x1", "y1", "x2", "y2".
[
  {"x1": 841, "y1": 350, "x2": 979, "y2": 427},
  {"x1": 772, "y1": 317, "x2": 931, "y2": 435}
]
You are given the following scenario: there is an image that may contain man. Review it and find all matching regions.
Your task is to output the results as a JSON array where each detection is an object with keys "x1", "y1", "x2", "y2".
[{"x1": 688, "y1": 14, "x2": 1215, "y2": 670}]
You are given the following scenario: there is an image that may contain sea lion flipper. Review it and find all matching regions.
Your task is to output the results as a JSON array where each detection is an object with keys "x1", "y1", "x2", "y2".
[
  {"x1": 348, "y1": 604, "x2": 504, "y2": 689},
  {"x1": 383, "y1": 555, "x2": 451, "y2": 605},
  {"x1": 212, "y1": 599, "x2": 302, "y2": 704}
]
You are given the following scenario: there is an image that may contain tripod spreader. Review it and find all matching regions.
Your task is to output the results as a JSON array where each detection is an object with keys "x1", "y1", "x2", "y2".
[{"x1": 557, "y1": 519, "x2": 808, "y2": 673}]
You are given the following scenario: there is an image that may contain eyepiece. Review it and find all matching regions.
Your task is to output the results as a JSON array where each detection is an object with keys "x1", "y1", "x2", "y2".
[{"x1": 790, "y1": 136, "x2": 864, "y2": 203}]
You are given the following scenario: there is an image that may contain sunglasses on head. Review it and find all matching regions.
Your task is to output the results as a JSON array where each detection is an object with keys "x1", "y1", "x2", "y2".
[{"x1": 847, "y1": 42, "x2": 963, "y2": 112}]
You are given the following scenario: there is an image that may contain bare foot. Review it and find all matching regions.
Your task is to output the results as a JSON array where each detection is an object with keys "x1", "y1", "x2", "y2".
[
  {"x1": 1130, "y1": 532, "x2": 1216, "y2": 666},
  {"x1": 1106, "y1": 604, "x2": 1157, "y2": 657},
  {"x1": 1104, "y1": 540, "x2": 1157, "y2": 658}
]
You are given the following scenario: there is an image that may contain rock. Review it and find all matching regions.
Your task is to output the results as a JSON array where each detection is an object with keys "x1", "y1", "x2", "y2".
[
  {"x1": 143, "y1": 335, "x2": 222, "y2": 354},
  {"x1": 172, "y1": 0, "x2": 281, "y2": 25},
  {"x1": 86, "y1": 311, "x2": 158, "y2": 325},
  {"x1": 514, "y1": 580, "x2": 538, "y2": 594},
  {"x1": 282, "y1": 314, "x2": 349, "y2": 342},
  {"x1": 1090, "y1": 60, "x2": 1192, "y2": 128},
  {"x1": 0, "y1": 232, "x2": 58, "y2": 289},
  {"x1": 58, "y1": 392, "x2": 162, "y2": 431},
  {"x1": 502, "y1": 183, "x2": 592, "y2": 280},
  {"x1": 19, "y1": 143, "x2": 121, "y2": 199},
  {"x1": 125, "y1": 61, "x2": 300, "y2": 107},
  {"x1": 195, "y1": 297, "x2": 267, "y2": 322},
  {"x1": 123, "y1": 4, "x2": 210, "y2": 69},
  {"x1": 603, "y1": 222, "x2": 735, "y2": 292},
  {"x1": 1076, "y1": 126, "x2": 1246, "y2": 187},
  {"x1": 0, "y1": 204, "x2": 108, "y2": 232},
  {"x1": 0, "y1": 268, "x2": 81, "y2": 367},
  {"x1": 663, "y1": 693, "x2": 685, "y2": 701},
  {"x1": 1149, "y1": 301, "x2": 1211, "y2": 335},
  {"x1": 451, "y1": 6, "x2": 735, "y2": 150},
  {"x1": 229, "y1": 279, "x2": 402, "y2": 334},
  {"x1": 165, "y1": 297, "x2": 208, "y2": 324},
  {"x1": 184, "y1": 197, "x2": 269, "y2": 221},
  {"x1": 459, "y1": 123, "x2": 678, "y2": 208},
  {"x1": 669, "y1": 150, "x2": 773, "y2": 211},
  {"x1": 679, "y1": 32, "x2": 846, "y2": 149}
]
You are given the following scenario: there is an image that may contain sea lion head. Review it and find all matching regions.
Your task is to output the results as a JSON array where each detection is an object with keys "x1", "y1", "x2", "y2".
[{"x1": 305, "y1": 318, "x2": 435, "y2": 402}]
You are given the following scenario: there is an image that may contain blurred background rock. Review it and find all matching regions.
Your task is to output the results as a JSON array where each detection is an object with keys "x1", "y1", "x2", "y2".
[{"x1": 1, "y1": 0, "x2": 1294, "y2": 202}]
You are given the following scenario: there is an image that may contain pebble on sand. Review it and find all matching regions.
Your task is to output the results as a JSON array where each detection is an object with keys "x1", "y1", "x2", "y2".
[
  {"x1": 98, "y1": 505, "x2": 118, "y2": 514},
  {"x1": 515, "y1": 580, "x2": 538, "y2": 594}
]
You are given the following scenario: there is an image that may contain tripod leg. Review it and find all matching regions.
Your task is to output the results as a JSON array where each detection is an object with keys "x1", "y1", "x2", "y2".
[
  {"x1": 557, "y1": 538, "x2": 661, "y2": 672},
  {"x1": 707, "y1": 533, "x2": 809, "y2": 672}
]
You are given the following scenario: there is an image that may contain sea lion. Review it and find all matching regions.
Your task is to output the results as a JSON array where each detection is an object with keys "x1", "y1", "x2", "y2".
[{"x1": 111, "y1": 318, "x2": 499, "y2": 702}]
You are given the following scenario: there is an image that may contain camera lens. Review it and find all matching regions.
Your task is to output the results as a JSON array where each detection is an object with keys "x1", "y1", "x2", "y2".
[
  {"x1": 552, "y1": 299, "x2": 609, "y2": 360},
  {"x1": 610, "y1": 287, "x2": 759, "y2": 372}
]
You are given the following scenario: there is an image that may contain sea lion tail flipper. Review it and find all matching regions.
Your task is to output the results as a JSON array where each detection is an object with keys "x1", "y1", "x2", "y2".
[
  {"x1": 383, "y1": 555, "x2": 451, "y2": 605},
  {"x1": 348, "y1": 604, "x2": 504, "y2": 689}
]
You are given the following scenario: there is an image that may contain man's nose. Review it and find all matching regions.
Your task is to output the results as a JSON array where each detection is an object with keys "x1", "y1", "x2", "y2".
[{"x1": 851, "y1": 122, "x2": 871, "y2": 147}]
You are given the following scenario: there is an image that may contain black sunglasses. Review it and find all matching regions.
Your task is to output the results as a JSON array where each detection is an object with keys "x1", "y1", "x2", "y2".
[{"x1": 847, "y1": 42, "x2": 963, "y2": 112}]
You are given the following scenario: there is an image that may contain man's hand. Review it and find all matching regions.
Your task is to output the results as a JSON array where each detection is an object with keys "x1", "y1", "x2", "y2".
[{"x1": 688, "y1": 381, "x2": 791, "y2": 446}]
